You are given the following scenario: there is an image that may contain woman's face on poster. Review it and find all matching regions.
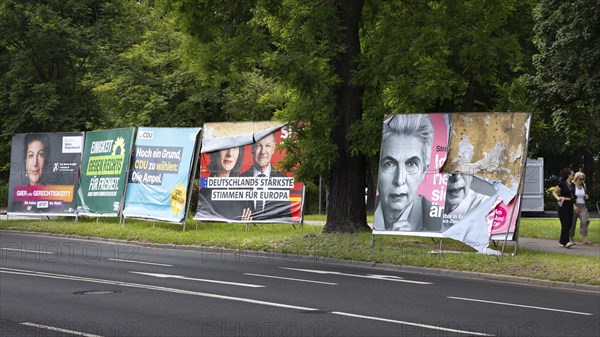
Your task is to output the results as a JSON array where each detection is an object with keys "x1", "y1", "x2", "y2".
[
  {"x1": 218, "y1": 147, "x2": 240, "y2": 174},
  {"x1": 26, "y1": 140, "x2": 46, "y2": 185},
  {"x1": 378, "y1": 134, "x2": 425, "y2": 215}
]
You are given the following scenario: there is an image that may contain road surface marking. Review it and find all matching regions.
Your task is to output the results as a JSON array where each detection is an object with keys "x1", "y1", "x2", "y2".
[
  {"x1": 280, "y1": 267, "x2": 433, "y2": 284},
  {"x1": 447, "y1": 296, "x2": 594, "y2": 316},
  {"x1": 21, "y1": 322, "x2": 103, "y2": 337},
  {"x1": 4, "y1": 267, "x2": 501, "y2": 335},
  {"x1": 1, "y1": 267, "x2": 315, "y2": 311},
  {"x1": 244, "y1": 273, "x2": 338, "y2": 285},
  {"x1": 332, "y1": 312, "x2": 494, "y2": 336},
  {"x1": 1, "y1": 248, "x2": 54, "y2": 254},
  {"x1": 107, "y1": 258, "x2": 172, "y2": 267},
  {"x1": 130, "y1": 271, "x2": 264, "y2": 288}
]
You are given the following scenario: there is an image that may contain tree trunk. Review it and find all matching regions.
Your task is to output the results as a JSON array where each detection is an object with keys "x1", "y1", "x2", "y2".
[
  {"x1": 365, "y1": 159, "x2": 376, "y2": 212},
  {"x1": 323, "y1": 0, "x2": 369, "y2": 233},
  {"x1": 463, "y1": 76, "x2": 477, "y2": 112}
]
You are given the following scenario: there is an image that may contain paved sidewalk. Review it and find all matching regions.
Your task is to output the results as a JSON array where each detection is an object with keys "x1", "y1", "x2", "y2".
[{"x1": 502, "y1": 237, "x2": 599, "y2": 257}]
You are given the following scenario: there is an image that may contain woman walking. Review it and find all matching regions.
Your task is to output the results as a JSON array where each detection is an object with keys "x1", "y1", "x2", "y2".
[
  {"x1": 552, "y1": 168, "x2": 575, "y2": 248},
  {"x1": 571, "y1": 172, "x2": 592, "y2": 244}
]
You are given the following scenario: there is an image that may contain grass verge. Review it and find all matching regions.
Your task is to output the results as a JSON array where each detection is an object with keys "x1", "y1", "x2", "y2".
[{"x1": 0, "y1": 217, "x2": 598, "y2": 286}]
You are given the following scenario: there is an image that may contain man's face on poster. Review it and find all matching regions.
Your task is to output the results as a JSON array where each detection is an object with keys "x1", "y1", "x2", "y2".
[
  {"x1": 253, "y1": 134, "x2": 275, "y2": 172},
  {"x1": 445, "y1": 173, "x2": 473, "y2": 212},
  {"x1": 379, "y1": 134, "x2": 425, "y2": 221}
]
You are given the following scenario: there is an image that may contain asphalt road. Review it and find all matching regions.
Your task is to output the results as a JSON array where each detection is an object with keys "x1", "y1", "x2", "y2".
[{"x1": 1, "y1": 232, "x2": 599, "y2": 337}]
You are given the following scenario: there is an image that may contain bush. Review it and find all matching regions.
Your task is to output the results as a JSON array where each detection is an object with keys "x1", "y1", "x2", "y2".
[
  {"x1": 0, "y1": 183, "x2": 8, "y2": 208},
  {"x1": 544, "y1": 186, "x2": 557, "y2": 211}
]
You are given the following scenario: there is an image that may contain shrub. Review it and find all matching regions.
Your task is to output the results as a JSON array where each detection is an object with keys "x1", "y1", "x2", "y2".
[{"x1": 0, "y1": 183, "x2": 8, "y2": 208}]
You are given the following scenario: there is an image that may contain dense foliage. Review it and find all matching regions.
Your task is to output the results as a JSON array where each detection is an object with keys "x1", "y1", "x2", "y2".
[{"x1": 1, "y1": 0, "x2": 598, "y2": 220}]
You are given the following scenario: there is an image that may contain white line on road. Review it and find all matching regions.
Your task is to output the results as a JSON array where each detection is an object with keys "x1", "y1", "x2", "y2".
[
  {"x1": 280, "y1": 267, "x2": 433, "y2": 285},
  {"x1": 243, "y1": 273, "x2": 338, "y2": 285},
  {"x1": 129, "y1": 271, "x2": 265, "y2": 288},
  {"x1": 1, "y1": 248, "x2": 54, "y2": 254},
  {"x1": 3, "y1": 267, "x2": 499, "y2": 335},
  {"x1": 0, "y1": 267, "x2": 316, "y2": 311},
  {"x1": 107, "y1": 258, "x2": 172, "y2": 267},
  {"x1": 21, "y1": 322, "x2": 103, "y2": 337},
  {"x1": 331, "y1": 312, "x2": 494, "y2": 336},
  {"x1": 447, "y1": 296, "x2": 594, "y2": 316}
]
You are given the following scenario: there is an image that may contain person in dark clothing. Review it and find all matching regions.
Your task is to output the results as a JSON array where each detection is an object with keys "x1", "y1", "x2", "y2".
[{"x1": 552, "y1": 168, "x2": 575, "y2": 248}]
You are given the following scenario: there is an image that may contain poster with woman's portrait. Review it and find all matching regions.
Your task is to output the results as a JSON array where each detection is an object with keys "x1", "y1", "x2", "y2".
[
  {"x1": 8, "y1": 132, "x2": 83, "y2": 215},
  {"x1": 373, "y1": 113, "x2": 450, "y2": 234},
  {"x1": 195, "y1": 122, "x2": 304, "y2": 224}
]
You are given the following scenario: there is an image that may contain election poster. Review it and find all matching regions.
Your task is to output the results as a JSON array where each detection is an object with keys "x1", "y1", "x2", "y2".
[
  {"x1": 444, "y1": 113, "x2": 531, "y2": 248},
  {"x1": 122, "y1": 127, "x2": 201, "y2": 223},
  {"x1": 373, "y1": 113, "x2": 450, "y2": 235},
  {"x1": 489, "y1": 196, "x2": 520, "y2": 241},
  {"x1": 373, "y1": 113, "x2": 531, "y2": 254},
  {"x1": 8, "y1": 132, "x2": 83, "y2": 215},
  {"x1": 77, "y1": 128, "x2": 135, "y2": 216},
  {"x1": 195, "y1": 122, "x2": 304, "y2": 224}
]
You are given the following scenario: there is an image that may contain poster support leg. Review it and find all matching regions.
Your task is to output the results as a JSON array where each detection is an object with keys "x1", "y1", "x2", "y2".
[
  {"x1": 501, "y1": 167, "x2": 527, "y2": 258},
  {"x1": 500, "y1": 216, "x2": 514, "y2": 257},
  {"x1": 371, "y1": 234, "x2": 375, "y2": 248},
  {"x1": 430, "y1": 238, "x2": 443, "y2": 251},
  {"x1": 196, "y1": 221, "x2": 199, "y2": 231},
  {"x1": 246, "y1": 223, "x2": 249, "y2": 233}
]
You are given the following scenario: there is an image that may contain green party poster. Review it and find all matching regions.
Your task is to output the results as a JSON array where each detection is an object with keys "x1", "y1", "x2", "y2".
[{"x1": 77, "y1": 128, "x2": 135, "y2": 216}]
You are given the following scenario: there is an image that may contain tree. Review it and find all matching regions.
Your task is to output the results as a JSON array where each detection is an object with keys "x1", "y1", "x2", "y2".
[
  {"x1": 0, "y1": 0, "x2": 140, "y2": 180},
  {"x1": 532, "y1": 0, "x2": 600, "y2": 193},
  {"x1": 166, "y1": 0, "x2": 369, "y2": 232},
  {"x1": 167, "y1": 0, "x2": 539, "y2": 233},
  {"x1": 92, "y1": 7, "x2": 213, "y2": 128}
]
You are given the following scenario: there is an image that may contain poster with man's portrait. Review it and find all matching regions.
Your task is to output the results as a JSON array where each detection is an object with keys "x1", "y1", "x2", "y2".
[
  {"x1": 8, "y1": 132, "x2": 83, "y2": 215},
  {"x1": 195, "y1": 122, "x2": 304, "y2": 224}
]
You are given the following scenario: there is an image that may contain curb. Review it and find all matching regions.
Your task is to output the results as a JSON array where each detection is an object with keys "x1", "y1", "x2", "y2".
[{"x1": 2, "y1": 230, "x2": 599, "y2": 293}]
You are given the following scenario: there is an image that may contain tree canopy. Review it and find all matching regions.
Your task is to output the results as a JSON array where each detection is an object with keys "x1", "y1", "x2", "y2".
[{"x1": 1, "y1": 0, "x2": 598, "y2": 218}]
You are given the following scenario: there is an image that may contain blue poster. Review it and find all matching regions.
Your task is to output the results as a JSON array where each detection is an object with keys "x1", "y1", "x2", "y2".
[{"x1": 122, "y1": 127, "x2": 200, "y2": 223}]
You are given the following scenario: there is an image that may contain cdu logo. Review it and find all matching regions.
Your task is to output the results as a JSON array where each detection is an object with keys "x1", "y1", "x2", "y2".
[
  {"x1": 139, "y1": 131, "x2": 154, "y2": 140},
  {"x1": 53, "y1": 163, "x2": 59, "y2": 172}
]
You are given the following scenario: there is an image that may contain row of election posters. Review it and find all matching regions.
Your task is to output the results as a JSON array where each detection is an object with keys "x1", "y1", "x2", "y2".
[
  {"x1": 373, "y1": 113, "x2": 531, "y2": 253},
  {"x1": 7, "y1": 124, "x2": 304, "y2": 225},
  {"x1": 7, "y1": 113, "x2": 529, "y2": 253}
]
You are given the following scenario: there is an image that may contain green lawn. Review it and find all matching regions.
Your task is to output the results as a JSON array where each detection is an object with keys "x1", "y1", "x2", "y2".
[
  {"x1": 1, "y1": 215, "x2": 598, "y2": 285},
  {"x1": 519, "y1": 217, "x2": 600, "y2": 243}
]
